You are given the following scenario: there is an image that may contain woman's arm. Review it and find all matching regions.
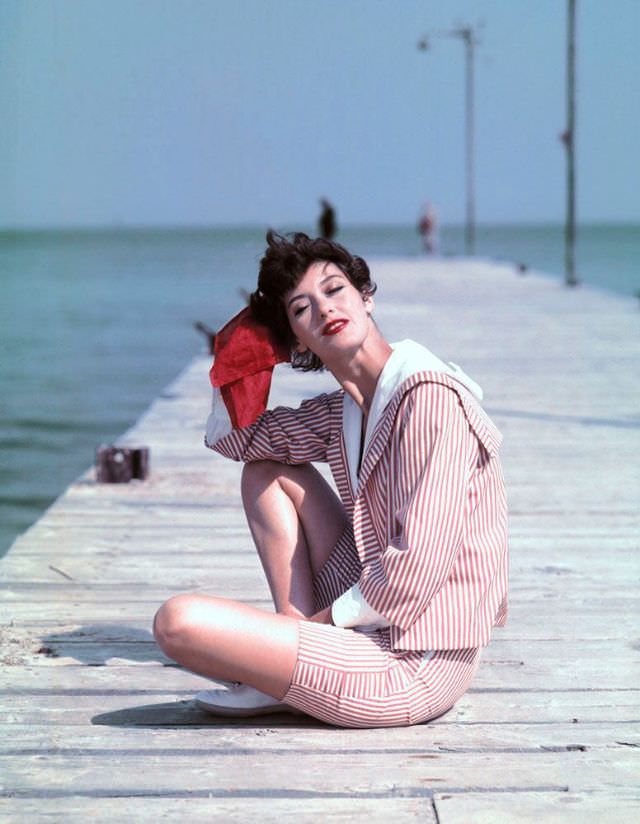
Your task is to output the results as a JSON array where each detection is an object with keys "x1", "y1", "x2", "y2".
[{"x1": 206, "y1": 386, "x2": 342, "y2": 466}]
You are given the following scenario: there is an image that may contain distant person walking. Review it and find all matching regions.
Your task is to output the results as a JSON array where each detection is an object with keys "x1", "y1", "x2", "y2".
[
  {"x1": 318, "y1": 198, "x2": 337, "y2": 239},
  {"x1": 418, "y1": 202, "x2": 438, "y2": 253}
]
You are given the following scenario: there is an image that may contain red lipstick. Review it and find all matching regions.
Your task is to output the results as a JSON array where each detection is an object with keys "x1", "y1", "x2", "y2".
[{"x1": 322, "y1": 319, "x2": 349, "y2": 336}]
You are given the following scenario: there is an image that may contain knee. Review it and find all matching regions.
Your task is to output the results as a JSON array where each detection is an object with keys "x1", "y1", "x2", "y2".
[
  {"x1": 153, "y1": 593, "x2": 201, "y2": 656},
  {"x1": 241, "y1": 460, "x2": 286, "y2": 503},
  {"x1": 241, "y1": 460, "x2": 280, "y2": 489},
  {"x1": 241, "y1": 460, "x2": 313, "y2": 494}
]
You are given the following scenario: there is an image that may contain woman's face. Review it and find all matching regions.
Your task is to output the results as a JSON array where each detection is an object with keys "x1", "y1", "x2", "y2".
[{"x1": 284, "y1": 260, "x2": 374, "y2": 363}]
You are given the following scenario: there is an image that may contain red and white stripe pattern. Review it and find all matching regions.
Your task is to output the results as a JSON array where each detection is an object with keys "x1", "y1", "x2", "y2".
[
  {"x1": 283, "y1": 621, "x2": 480, "y2": 728},
  {"x1": 212, "y1": 371, "x2": 508, "y2": 653}
]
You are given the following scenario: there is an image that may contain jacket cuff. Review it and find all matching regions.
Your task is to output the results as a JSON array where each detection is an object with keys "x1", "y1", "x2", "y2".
[
  {"x1": 205, "y1": 386, "x2": 233, "y2": 447},
  {"x1": 331, "y1": 584, "x2": 391, "y2": 629}
]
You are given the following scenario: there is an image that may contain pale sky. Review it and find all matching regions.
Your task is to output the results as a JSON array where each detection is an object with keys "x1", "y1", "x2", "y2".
[{"x1": 1, "y1": 0, "x2": 638, "y2": 228}]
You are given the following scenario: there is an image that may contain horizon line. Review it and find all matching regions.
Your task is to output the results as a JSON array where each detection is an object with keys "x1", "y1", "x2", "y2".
[{"x1": 1, "y1": 219, "x2": 638, "y2": 235}]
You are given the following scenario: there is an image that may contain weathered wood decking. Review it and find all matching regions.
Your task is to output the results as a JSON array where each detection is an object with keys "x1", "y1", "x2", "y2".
[{"x1": 1, "y1": 258, "x2": 639, "y2": 822}]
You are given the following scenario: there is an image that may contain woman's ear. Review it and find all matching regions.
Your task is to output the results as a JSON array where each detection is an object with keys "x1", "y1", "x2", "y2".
[
  {"x1": 363, "y1": 294, "x2": 375, "y2": 315},
  {"x1": 293, "y1": 339, "x2": 308, "y2": 355}
]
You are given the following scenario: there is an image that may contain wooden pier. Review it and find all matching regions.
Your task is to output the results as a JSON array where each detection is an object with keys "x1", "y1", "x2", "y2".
[{"x1": 1, "y1": 258, "x2": 638, "y2": 821}]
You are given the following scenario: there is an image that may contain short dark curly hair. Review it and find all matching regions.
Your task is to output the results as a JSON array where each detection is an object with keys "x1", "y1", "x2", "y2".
[{"x1": 250, "y1": 230, "x2": 377, "y2": 371}]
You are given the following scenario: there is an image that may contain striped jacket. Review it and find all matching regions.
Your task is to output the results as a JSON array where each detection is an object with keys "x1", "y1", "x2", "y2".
[{"x1": 210, "y1": 371, "x2": 508, "y2": 652}]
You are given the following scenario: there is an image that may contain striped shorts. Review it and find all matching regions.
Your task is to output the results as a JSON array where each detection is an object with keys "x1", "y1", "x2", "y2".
[
  {"x1": 282, "y1": 526, "x2": 481, "y2": 729},
  {"x1": 283, "y1": 622, "x2": 479, "y2": 728}
]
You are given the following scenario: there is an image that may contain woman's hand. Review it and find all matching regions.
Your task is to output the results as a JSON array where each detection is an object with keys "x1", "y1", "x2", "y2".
[{"x1": 309, "y1": 606, "x2": 333, "y2": 625}]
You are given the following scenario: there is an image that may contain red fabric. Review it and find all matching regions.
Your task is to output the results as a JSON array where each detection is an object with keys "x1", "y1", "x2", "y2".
[{"x1": 210, "y1": 307, "x2": 289, "y2": 429}]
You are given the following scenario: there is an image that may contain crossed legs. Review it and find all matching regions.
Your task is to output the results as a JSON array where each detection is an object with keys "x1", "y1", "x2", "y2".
[{"x1": 153, "y1": 461, "x2": 348, "y2": 699}]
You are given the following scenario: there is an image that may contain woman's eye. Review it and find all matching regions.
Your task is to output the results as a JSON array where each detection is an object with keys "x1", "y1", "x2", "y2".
[
  {"x1": 293, "y1": 305, "x2": 308, "y2": 317},
  {"x1": 327, "y1": 286, "x2": 343, "y2": 295}
]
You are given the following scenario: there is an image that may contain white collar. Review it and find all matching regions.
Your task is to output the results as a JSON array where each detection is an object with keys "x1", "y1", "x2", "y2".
[{"x1": 342, "y1": 340, "x2": 483, "y2": 493}]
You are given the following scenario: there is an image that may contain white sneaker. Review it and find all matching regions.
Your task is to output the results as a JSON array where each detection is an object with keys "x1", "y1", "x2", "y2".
[{"x1": 194, "y1": 683, "x2": 301, "y2": 717}]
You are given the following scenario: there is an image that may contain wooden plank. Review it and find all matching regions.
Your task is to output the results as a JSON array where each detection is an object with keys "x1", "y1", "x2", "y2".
[
  {"x1": 2, "y1": 623, "x2": 639, "y2": 689},
  {"x1": 1, "y1": 722, "x2": 637, "y2": 753},
  {"x1": 3, "y1": 593, "x2": 637, "y2": 635},
  {"x1": 434, "y1": 791, "x2": 640, "y2": 824},
  {"x1": 2, "y1": 686, "x2": 638, "y2": 726},
  {"x1": 4, "y1": 625, "x2": 639, "y2": 660},
  {"x1": 5, "y1": 543, "x2": 638, "y2": 582},
  {"x1": 5, "y1": 623, "x2": 638, "y2": 657},
  {"x1": 1, "y1": 650, "x2": 636, "y2": 692},
  {"x1": 2, "y1": 751, "x2": 637, "y2": 795},
  {"x1": 0, "y1": 798, "x2": 435, "y2": 824}
]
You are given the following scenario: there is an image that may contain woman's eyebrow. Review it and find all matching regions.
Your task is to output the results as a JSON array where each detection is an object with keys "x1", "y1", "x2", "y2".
[
  {"x1": 319, "y1": 272, "x2": 346, "y2": 286},
  {"x1": 287, "y1": 271, "x2": 345, "y2": 308},
  {"x1": 287, "y1": 292, "x2": 307, "y2": 308}
]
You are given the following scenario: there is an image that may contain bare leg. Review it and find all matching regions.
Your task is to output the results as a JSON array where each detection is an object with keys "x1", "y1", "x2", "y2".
[
  {"x1": 153, "y1": 594, "x2": 299, "y2": 699},
  {"x1": 241, "y1": 461, "x2": 348, "y2": 618},
  {"x1": 154, "y1": 461, "x2": 347, "y2": 700}
]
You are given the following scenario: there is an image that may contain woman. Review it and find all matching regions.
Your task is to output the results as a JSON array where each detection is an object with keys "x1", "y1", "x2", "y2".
[{"x1": 153, "y1": 231, "x2": 508, "y2": 728}]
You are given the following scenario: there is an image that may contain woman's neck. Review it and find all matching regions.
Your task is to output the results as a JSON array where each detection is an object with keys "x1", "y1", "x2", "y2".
[{"x1": 330, "y1": 330, "x2": 393, "y2": 414}]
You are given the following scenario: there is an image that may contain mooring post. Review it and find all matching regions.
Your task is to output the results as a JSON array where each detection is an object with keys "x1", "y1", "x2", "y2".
[{"x1": 194, "y1": 321, "x2": 217, "y2": 355}]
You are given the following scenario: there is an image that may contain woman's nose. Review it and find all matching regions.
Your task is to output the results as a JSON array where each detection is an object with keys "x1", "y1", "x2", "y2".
[{"x1": 317, "y1": 297, "x2": 334, "y2": 319}]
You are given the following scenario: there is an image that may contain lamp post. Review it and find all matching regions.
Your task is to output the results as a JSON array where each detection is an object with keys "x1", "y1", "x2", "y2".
[
  {"x1": 563, "y1": 0, "x2": 579, "y2": 286},
  {"x1": 418, "y1": 25, "x2": 480, "y2": 255}
]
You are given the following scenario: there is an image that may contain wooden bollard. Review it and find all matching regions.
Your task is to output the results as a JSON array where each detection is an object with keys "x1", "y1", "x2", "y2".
[
  {"x1": 96, "y1": 445, "x2": 150, "y2": 483},
  {"x1": 194, "y1": 321, "x2": 216, "y2": 355}
]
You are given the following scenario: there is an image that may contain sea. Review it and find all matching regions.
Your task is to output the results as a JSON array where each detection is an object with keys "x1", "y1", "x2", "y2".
[{"x1": 1, "y1": 222, "x2": 638, "y2": 557}]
